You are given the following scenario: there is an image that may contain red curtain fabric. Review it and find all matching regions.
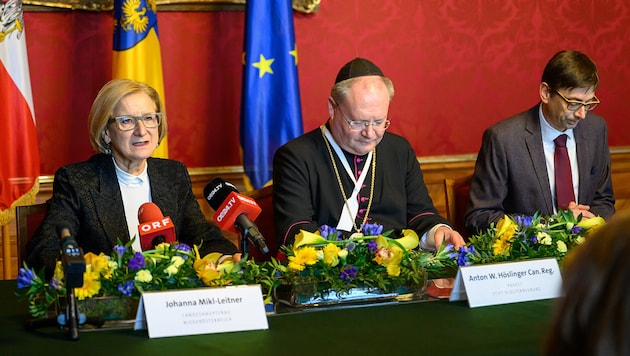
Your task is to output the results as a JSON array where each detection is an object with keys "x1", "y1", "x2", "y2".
[{"x1": 23, "y1": 1, "x2": 630, "y2": 175}]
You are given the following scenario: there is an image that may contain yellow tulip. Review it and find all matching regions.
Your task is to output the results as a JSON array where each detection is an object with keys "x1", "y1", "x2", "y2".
[
  {"x1": 193, "y1": 252, "x2": 224, "y2": 286},
  {"x1": 577, "y1": 216, "x2": 605, "y2": 230},
  {"x1": 496, "y1": 215, "x2": 517, "y2": 240},
  {"x1": 84, "y1": 252, "x2": 109, "y2": 275},
  {"x1": 393, "y1": 229, "x2": 420, "y2": 250},
  {"x1": 323, "y1": 243, "x2": 341, "y2": 267},
  {"x1": 53, "y1": 261, "x2": 64, "y2": 282},
  {"x1": 293, "y1": 230, "x2": 329, "y2": 249}
]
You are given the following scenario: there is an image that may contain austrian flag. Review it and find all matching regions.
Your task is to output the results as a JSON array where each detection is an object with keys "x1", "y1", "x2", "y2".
[{"x1": 0, "y1": 0, "x2": 40, "y2": 226}]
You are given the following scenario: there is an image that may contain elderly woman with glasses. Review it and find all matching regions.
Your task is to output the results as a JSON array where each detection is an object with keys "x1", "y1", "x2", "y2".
[
  {"x1": 26, "y1": 79, "x2": 240, "y2": 277},
  {"x1": 273, "y1": 58, "x2": 465, "y2": 250}
]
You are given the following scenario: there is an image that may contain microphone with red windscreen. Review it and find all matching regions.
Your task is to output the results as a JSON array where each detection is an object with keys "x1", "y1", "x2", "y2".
[
  {"x1": 137, "y1": 202, "x2": 176, "y2": 250},
  {"x1": 204, "y1": 178, "x2": 269, "y2": 254}
]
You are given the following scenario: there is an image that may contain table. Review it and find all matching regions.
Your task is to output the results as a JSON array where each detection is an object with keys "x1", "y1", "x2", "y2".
[{"x1": 1, "y1": 280, "x2": 555, "y2": 355}]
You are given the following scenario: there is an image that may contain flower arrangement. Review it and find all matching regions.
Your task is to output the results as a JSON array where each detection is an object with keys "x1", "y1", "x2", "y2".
[
  {"x1": 16, "y1": 211, "x2": 604, "y2": 319},
  {"x1": 15, "y1": 224, "x2": 457, "y2": 318},
  {"x1": 454, "y1": 210, "x2": 605, "y2": 267},
  {"x1": 15, "y1": 241, "x2": 263, "y2": 319},
  {"x1": 278, "y1": 223, "x2": 458, "y2": 298}
]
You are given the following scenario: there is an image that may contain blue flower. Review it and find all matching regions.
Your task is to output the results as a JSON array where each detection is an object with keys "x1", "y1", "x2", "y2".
[
  {"x1": 16, "y1": 268, "x2": 37, "y2": 289},
  {"x1": 113, "y1": 245, "x2": 126, "y2": 258},
  {"x1": 117, "y1": 281, "x2": 135, "y2": 297},
  {"x1": 456, "y1": 246, "x2": 476, "y2": 266},
  {"x1": 339, "y1": 265, "x2": 358, "y2": 282},
  {"x1": 50, "y1": 277, "x2": 63, "y2": 291},
  {"x1": 362, "y1": 223, "x2": 383, "y2": 236},
  {"x1": 571, "y1": 226, "x2": 583, "y2": 234},
  {"x1": 514, "y1": 215, "x2": 533, "y2": 229},
  {"x1": 367, "y1": 241, "x2": 378, "y2": 253},
  {"x1": 174, "y1": 243, "x2": 192, "y2": 258},
  {"x1": 128, "y1": 252, "x2": 146, "y2": 270},
  {"x1": 344, "y1": 241, "x2": 356, "y2": 252},
  {"x1": 319, "y1": 225, "x2": 338, "y2": 239}
]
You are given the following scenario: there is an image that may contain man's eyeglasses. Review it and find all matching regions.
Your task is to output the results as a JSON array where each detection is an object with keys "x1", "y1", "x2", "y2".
[
  {"x1": 108, "y1": 113, "x2": 162, "y2": 131},
  {"x1": 553, "y1": 90, "x2": 599, "y2": 112},
  {"x1": 336, "y1": 104, "x2": 391, "y2": 131}
]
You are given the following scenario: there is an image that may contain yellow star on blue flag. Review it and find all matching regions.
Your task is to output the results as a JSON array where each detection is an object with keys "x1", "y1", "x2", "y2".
[{"x1": 253, "y1": 54, "x2": 275, "y2": 78}]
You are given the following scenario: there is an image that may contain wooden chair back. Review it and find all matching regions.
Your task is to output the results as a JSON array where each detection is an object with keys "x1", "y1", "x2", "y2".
[
  {"x1": 15, "y1": 203, "x2": 48, "y2": 268},
  {"x1": 444, "y1": 175, "x2": 473, "y2": 240},
  {"x1": 242, "y1": 185, "x2": 279, "y2": 262}
]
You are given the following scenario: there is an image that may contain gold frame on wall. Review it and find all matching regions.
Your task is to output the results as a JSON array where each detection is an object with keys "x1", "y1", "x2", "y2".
[{"x1": 23, "y1": 0, "x2": 320, "y2": 13}]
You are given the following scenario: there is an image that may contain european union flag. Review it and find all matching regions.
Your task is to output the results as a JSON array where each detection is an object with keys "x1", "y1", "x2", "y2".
[{"x1": 240, "y1": 0, "x2": 303, "y2": 190}]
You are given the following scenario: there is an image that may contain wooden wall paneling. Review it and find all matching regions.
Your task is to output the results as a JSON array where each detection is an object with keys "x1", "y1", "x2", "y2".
[{"x1": 2, "y1": 149, "x2": 629, "y2": 279}]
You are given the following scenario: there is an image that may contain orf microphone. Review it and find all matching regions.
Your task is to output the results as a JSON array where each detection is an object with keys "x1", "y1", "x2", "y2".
[
  {"x1": 204, "y1": 178, "x2": 269, "y2": 254},
  {"x1": 57, "y1": 225, "x2": 85, "y2": 289},
  {"x1": 137, "y1": 202, "x2": 176, "y2": 250}
]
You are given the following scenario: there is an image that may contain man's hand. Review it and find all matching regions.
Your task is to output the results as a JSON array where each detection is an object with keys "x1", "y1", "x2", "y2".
[
  {"x1": 434, "y1": 226, "x2": 465, "y2": 250},
  {"x1": 567, "y1": 201, "x2": 595, "y2": 219},
  {"x1": 218, "y1": 253, "x2": 242, "y2": 264}
]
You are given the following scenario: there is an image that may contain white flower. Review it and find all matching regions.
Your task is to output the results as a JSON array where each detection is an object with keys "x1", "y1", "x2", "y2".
[
  {"x1": 135, "y1": 269, "x2": 153, "y2": 283},
  {"x1": 165, "y1": 265, "x2": 179, "y2": 276},
  {"x1": 537, "y1": 232, "x2": 552, "y2": 245},
  {"x1": 171, "y1": 256, "x2": 185, "y2": 267},
  {"x1": 556, "y1": 240, "x2": 567, "y2": 253}
]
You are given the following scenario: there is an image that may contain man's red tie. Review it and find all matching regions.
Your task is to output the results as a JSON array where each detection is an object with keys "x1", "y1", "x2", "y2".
[{"x1": 554, "y1": 134, "x2": 575, "y2": 210}]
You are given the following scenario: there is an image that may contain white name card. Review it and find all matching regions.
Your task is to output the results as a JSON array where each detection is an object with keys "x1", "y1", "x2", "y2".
[
  {"x1": 449, "y1": 258, "x2": 562, "y2": 308},
  {"x1": 134, "y1": 285, "x2": 268, "y2": 338}
]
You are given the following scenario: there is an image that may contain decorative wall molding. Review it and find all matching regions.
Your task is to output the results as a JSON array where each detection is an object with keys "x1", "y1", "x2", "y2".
[
  {"x1": 3, "y1": 148, "x2": 629, "y2": 279},
  {"x1": 23, "y1": 0, "x2": 320, "y2": 12}
]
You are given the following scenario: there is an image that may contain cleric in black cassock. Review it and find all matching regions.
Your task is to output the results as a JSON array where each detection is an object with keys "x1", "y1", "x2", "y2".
[{"x1": 273, "y1": 58, "x2": 464, "y2": 251}]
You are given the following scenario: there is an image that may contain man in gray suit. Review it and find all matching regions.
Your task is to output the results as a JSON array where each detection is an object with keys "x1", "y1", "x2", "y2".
[{"x1": 465, "y1": 50, "x2": 615, "y2": 234}]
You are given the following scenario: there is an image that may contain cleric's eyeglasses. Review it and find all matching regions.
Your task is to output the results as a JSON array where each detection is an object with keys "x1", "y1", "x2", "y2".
[
  {"x1": 553, "y1": 90, "x2": 599, "y2": 112},
  {"x1": 108, "y1": 113, "x2": 162, "y2": 131},
  {"x1": 336, "y1": 104, "x2": 390, "y2": 131}
]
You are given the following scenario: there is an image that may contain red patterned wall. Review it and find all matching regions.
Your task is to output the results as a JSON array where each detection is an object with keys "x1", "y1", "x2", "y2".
[{"x1": 23, "y1": 0, "x2": 630, "y2": 175}]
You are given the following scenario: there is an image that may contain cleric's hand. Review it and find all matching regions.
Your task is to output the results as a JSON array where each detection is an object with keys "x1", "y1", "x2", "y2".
[
  {"x1": 433, "y1": 226, "x2": 465, "y2": 250},
  {"x1": 218, "y1": 253, "x2": 242, "y2": 264}
]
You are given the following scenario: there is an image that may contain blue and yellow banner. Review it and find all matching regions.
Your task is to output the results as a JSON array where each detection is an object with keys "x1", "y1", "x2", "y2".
[
  {"x1": 113, "y1": 0, "x2": 168, "y2": 158},
  {"x1": 240, "y1": 0, "x2": 303, "y2": 190}
]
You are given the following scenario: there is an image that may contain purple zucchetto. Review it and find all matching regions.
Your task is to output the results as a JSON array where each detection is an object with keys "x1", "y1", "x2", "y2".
[{"x1": 335, "y1": 58, "x2": 384, "y2": 84}]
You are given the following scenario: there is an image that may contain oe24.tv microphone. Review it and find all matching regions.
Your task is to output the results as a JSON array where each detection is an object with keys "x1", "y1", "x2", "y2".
[
  {"x1": 138, "y1": 202, "x2": 176, "y2": 250},
  {"x1": 57, "y1": 224, "x2": 85, "y2": 340},
  {"x1": 204, "y1": 178, "x2": 269, "y2": 255}
]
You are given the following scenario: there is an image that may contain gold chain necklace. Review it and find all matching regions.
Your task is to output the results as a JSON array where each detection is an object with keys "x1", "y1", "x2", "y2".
[{"x1": 321, "y1": 127, "x2": 376, "y2": 234}]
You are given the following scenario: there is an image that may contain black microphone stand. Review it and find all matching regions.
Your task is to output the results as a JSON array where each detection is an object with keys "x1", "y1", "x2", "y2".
[
  {"x1": 25, "y1": 230, "x2": 104, "y2": 338},
  {"x1": 65, "y1": 287, "x2": 80, "y2": 340},
  {"x1": 240, "y1": 230, "x2": 250, "y2": 256},
  {"x1": 24, "y1": 288, "x2": 105, "y2": 336}
]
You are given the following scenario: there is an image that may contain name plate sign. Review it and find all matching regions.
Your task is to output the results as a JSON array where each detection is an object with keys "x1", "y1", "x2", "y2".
[
  {"x1": 134, "y1": 285, "x2": 268, "y2": 338},
  {"x1": 449, "y1": 258, "x2": 562, "y2": 308}
]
